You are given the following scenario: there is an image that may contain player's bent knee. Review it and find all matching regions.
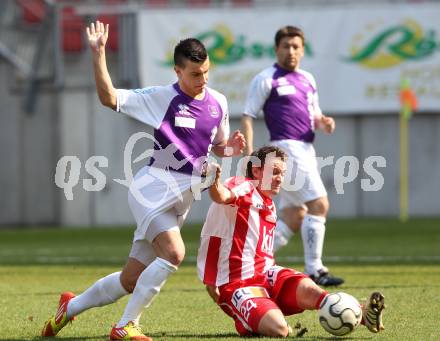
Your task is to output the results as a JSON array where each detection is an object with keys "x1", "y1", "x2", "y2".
[
  {"x1": 321, "y1": 197, "x2": 330, "y2": 215},
  {"x1": 258, "y1": 309, "x2": 289, "y2": 337},
  {"x1": 291, "y1": 208, "x2": 306, "y2": 229},
  {"x1": 307, "y1": 197, "x2": 329, "y2": 216},
  {"x1": 261, "y1": 320, "x2": 289, "y2": 337},
  {"x1": 164, "y1": 248, "x2": 185, "y2": 266},
  {"x1": 119, "y1": 273, "x2": 138, "y2": 293},
  {"x1": 296, "y1": 278, "x2": 326, "y2": 310},
  {"x1": 281, "y1": 207, "x2": 306, "y2": 232},
  {"x1": 120, "y1": 258, "x2": 147, "y2": 293},
  {"x1": 272, "y1": 324, "x2": 289, "y2": 337}
]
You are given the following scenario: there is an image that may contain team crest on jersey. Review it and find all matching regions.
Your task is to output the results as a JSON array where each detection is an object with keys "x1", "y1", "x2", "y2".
[
  {"x1": 208, "y1": 105, "x2": 219, "y2": 118},
  {"x1": 177, "y1": 104, "x2": 192, "y2": 116}
]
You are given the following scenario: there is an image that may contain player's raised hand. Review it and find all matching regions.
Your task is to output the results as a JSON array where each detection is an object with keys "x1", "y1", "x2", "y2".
[
  {"x1": 86, "y1": 20, "x2": 109, "y2": 52},
  {"x1": 226, "y1": 130, "x2": 246, "y2": 156}
]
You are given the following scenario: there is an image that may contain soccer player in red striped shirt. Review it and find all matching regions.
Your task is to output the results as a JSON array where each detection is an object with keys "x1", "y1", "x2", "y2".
[{"x1": 197, "y1": 146, "x2": 385, "y2": 337}]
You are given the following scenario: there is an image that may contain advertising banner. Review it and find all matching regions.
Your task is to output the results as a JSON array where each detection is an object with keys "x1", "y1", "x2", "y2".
[{"x1": 138, "y1": 4, "x2": 440, "y2": 115}]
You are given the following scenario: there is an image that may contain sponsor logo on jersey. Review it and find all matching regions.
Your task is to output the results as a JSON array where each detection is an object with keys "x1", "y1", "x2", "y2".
[
  {"x1": 261, "y1": 225, "x2": 274, "y2": 255},
  {"x1": 175, "y1": 116, "x2": 196, "y2": 129},
  {"x1": 277, "y1": 85, "x2": 296, "y2": 96},
  {"x1": 133, "y1": 87, "x2": 158, "y2": 94},
  {"x1": 177, "y1": 104, "x2": 192, "y2": 116}
]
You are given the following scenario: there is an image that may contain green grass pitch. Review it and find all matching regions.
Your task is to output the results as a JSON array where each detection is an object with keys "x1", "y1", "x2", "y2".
[{"x1": 0, "y1": 218, "x2": 439, "y2": 340}]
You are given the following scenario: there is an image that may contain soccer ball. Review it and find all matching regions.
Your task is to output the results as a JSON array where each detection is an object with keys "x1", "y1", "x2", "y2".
[{"x1": 319, "y1": 292, "x2": 362, "y2": 336}]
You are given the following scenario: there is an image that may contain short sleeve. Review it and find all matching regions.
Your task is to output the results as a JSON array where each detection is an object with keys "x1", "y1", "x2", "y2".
[
  {"x1": 300, "y1": 70, "x2": 322, "y2": 118},
  {"x1": 211, "y1": 92, "x2": 231, "y2": 146},
  {"x1": 313, "y1": 91, "x2": 323, "y2": 118},
  {"x1": 224, "y1": 177, "x2": 253, "y2": 207},
  {"x1": 243, "y1": 73, "x2": 272, "y2": 118},
  {"x1": 116, "y1": 86, "x2": 175, "y2": 129}
]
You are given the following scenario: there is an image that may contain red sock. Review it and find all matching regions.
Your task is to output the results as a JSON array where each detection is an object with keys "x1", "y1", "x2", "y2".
[{"x1": 315, "y1": 291, "x2": 329, "y2": 309}]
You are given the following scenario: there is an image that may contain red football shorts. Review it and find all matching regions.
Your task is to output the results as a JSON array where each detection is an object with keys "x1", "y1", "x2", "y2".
[{"x1": 217, "y1": 266, "x2": 308, "y2": 335}]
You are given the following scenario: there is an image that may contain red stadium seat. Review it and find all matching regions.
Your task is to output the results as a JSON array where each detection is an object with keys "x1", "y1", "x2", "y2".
[
  {"x1": 97, "y1": 0, "x2": 126, "y2": 52},
  {"x1": 61, "y1": 6, "x2": 85, "y2": 53},
  {"x1": 97, "y1": 14, "x2": 119, "y2": 52},
  {"x1": 17, "y1": 0, "x2": 46, "y2": 24}
]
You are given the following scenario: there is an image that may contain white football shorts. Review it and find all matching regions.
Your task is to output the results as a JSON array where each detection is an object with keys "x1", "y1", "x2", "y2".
[
  {"x1": 271, "y1": 139, "x2": 327, "y2": 209},
  {"x1": 127, "y1": 166, "x2": 195, "y2": 243}
]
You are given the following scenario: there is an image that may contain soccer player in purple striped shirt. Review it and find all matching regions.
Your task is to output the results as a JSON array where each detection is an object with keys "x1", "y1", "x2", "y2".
[
  {"x1": 241, "y1": 26, "x2": 343, "y2": 287},
  {"x1": 42, "y1": 20, "x2": 245, "y2": 340}
]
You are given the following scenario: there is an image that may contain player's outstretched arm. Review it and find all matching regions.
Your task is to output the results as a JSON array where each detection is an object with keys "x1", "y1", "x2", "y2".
[
  {"x1": 241, "y1": 115, "x2": 254, "y2": 155},
  {"x1": 212, "y1": 130, "x2": 246, "y2": 157},
  {"x1": 86, "y1": 20, "x2": 117, "y2": 110},
  {"x1": 208, "y1": 164, "x2": 236, "y2": 204}
]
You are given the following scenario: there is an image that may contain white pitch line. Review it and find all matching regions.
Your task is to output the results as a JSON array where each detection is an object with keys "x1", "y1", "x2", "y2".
[
  {"x1": 185, "y1": 255, "x2": 440, "y2": 263},
  {"x1": 0, "y1": 254, "x2": 439, "y2": 264}
]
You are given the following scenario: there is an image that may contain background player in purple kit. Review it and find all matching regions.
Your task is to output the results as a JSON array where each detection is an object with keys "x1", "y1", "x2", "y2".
[
  {"x1": 41, "y1": 21, "x2": 245, "y2": 341},
  {"x1": 241, "y1": 26, "x2": 343, "y2": 287}
]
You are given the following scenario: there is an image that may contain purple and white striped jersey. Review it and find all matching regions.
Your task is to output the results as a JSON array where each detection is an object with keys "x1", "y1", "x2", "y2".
[
  {"x1": 117, "y1": 83, "x2": 230, "y2": 175},
  {"x1": 244, "y1": 64, "x2": 322, "y2": 143}
]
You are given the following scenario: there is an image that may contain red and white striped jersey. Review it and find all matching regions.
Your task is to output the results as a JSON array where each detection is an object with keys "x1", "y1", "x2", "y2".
[{"x1": 197, "y1": 176, "x2": 277, "y2": 287}]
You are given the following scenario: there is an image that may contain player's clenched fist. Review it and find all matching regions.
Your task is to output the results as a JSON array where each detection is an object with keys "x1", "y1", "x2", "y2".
[
  {"x1": 86, "y1": 20, "x2": 109, "y2": 52},
  {"x1": 226, "y1": 130, "x2": 246, "y2": 156}
]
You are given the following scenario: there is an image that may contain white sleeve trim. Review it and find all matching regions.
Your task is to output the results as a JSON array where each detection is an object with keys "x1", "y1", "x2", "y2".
[
  {"x1": 243, "y1": 67, "x2": 274, "y2": 117},
  {"x1": 208, "y1": 88, "x2": 231, "y2": 146},
  {"x1": 116, "y1": 86, "x2": 176, "y2": 129},
  {"x1": 298, "y1": 69, "x2": 323, "y2": 118}
]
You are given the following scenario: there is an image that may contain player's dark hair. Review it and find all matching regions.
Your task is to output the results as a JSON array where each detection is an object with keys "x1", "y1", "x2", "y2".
[
  {"x1": 246, "y1": 146, "x2": 287, "y2": 179},
  {"x1": 174, "y1": 38, "x2": 208, "y2": 68},
  {"x1": 275, "y1": 26, "x2": 305, "y2": 47}
]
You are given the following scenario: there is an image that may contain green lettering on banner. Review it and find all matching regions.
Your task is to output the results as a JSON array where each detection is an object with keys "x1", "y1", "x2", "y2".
[
  {"x1": 159, "y1": 25, "x2": 312, "y2": 66},
  {"x1": 346, "y1": 19, "x2": 439, "y2": 69}
]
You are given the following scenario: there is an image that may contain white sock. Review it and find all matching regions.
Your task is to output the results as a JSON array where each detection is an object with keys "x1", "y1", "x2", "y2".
[
  {"x1": 273, "y1": 219, "x2": 294, "y2": 252},
  {"x1": 67, "y1": 271, "x2": 128, "y2": 318},
  {"x1": 116, "y1": 257, "x2": 177, "y2": 327},
  {"x1": 301, "y1": 214, "x2": 326, "y2": 275}
]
